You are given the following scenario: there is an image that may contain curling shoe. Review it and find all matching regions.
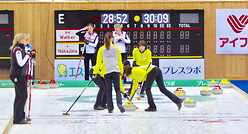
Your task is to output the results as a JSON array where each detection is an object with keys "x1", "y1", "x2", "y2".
[
  {"x1": 118, "y1": 104, "x2": 125, "y2": 113},
  {"x1": 94, "y1": 106, "x2": 104, "y2": 110},
  {"x1": 102, "y1": 105, "x2": 108, "y2": 109},
  {"x1": 177, "y1": 99, "x2": 183, "y2": 111},
  {"x1": 140, "y1": 93, "x2": 145, "y2": 98},
  {"x1": 26, "y1": 117, "x2": 31, "y2": 122},
  {"x1": 145, "y1": 107, "x2": 157, "y2": 112},
  {"x1": 13, "y1": 119, "x2": 28, "y2": 124}
]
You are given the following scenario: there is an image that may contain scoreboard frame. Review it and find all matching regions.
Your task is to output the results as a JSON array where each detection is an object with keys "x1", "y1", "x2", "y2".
[
  {"x1": 0, "y1": 10, "x2": 14, "y2": 68},
  {"x1": 55, "y1": 10, "x2": 204, "y2": 61}
]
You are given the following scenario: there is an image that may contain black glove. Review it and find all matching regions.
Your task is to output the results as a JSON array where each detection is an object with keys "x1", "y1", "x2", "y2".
[
  {"x1": 133, "y1": 61, "x2": 137, "y2": 67},
  {"x1": 84, "y1": 39, "x2": 89, "y2": 45},
  {"x1": 27, "y1": 50, "x2": 36, "y2": 58},
  {"x1": 123, "y1": 93, "x2": 128, "y2": 99},
  {"x1": 31, "y1": 50, "x2": 36, "y2": 58},
  {"x1": 118, "y1": 39, "x2": 123, "y2": 42},
  {"x1": 92, "y1": 74, "x2": 97, "y2": 79}
]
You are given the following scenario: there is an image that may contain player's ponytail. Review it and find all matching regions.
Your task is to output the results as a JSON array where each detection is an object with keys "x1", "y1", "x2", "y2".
[
  {"x1": 10, "y1": 33, "x2": 26, "y2": 50},
  {"x1": 104, "y1": 32, "x2": 113, "y2": 50},
  {"x1": 124, "y1": 65, "x2": 132, "y2": 77}
]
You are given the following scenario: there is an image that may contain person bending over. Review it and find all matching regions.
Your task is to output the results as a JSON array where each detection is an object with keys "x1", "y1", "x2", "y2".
[{"x1": 124, "y1": 65, "x2": 183, "y2": 112}]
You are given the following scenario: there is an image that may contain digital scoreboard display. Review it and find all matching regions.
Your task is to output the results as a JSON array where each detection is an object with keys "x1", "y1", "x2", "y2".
[
  {"x1": 55, "y1": 10, "x2": 204, "y2": 59},
  {"x1": 0, "y1": 11, "x2": 14, "y2": 68}
]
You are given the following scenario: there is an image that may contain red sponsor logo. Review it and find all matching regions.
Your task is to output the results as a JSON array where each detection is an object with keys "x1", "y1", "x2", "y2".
[
  {"x1": 219, "y1": 37, "x2": 247, "y2": 48},
  {"x1": 65, "y1": 31, "x2": 70, "y2": 34},
  {"x1": 60, "y1": 35, "x2": 76, "y2": 40},
  {"x1": 227, "y1": 15, "x2": 248, "y2": 33}
]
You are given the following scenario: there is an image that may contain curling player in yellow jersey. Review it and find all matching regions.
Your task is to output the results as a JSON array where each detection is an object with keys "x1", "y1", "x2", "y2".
[
  {"x1": 93, "y1": 32, "x2": 125, "y2": 113},
  {"x1": 132, "y1": 40, "x2": 151, "y2": 67},
  {"x1": 124, "y1": 65, "x2": 183, "y2": 111},
  {"x1": 131, "y1": 40, "x2": 152, "y2": 97},
  {"x1": 89, "y1": 66, "x2": 107, "y2": 110},
  {"x1": 90, "y1": 65, "x2": 128, "y2": 110}
]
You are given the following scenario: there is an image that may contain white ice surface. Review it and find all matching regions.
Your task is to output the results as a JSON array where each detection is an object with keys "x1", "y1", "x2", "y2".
[
  {"x1": 0, "y1": 88, "x2": 14, "y2": 134},
  {"x1": 1, "y1": 86, "x2": 248, "y2": 134}
]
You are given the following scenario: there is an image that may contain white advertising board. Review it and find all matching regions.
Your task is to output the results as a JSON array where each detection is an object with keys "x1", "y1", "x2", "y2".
[
  {"x1": 54, "y1": 59, "x2": 92, "y2": 81},
  {"x1": 159, "y1": 59, "x2": 204, "y2": 80}
]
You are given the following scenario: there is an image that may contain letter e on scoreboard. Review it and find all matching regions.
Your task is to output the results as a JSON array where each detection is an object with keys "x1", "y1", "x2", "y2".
[{"x1": 58, "y1": 14, "x2": 64, "y2": 24}]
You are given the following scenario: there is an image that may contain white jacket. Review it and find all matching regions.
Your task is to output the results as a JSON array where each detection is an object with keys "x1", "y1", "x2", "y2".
[
  {"x1": 112, "y1": 31, "x2": 131, "y2": 53},
  {"x1": 78, "y1": 28, "x2": 99, "y2": 54}
]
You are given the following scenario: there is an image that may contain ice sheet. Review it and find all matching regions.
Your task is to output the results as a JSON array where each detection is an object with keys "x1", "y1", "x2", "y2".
[{"x1": 1, "y1": 86, "x2": 248, "y2": 134}]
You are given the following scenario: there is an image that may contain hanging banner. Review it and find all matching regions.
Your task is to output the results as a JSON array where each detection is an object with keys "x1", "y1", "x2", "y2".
[{"x1": 216, "y1": 9, "x2": 248, "y2": 54}]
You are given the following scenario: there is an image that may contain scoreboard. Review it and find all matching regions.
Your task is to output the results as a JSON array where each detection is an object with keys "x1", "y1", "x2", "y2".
[
  {"x1": 0, "y1": 11, "x2": 14, "y2": 68},
  {"x1": 55, "y1": 10, "x2": 204, "y2": 60}
]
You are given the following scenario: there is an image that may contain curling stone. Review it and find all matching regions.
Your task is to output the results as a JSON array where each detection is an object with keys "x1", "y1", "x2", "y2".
[
  {"x1": 175, "y1": 91, "x2": 186, "y2": 100},
  {"x1": 173, "y1": 87, "x2": 185, "y2": 94},
  {"x1": 200, "y1": 87, "x2": 212, "y2": 96},
  {"x1": 184, "y1": 98, "x2": 197, "y2": 107},
  {"x1": 48, "y1": 80, "x2": 60, "y2": 88},
  {"x1": 219, "y1": 79, "x2": 232, "y2": 88},
  {"x1": 212, "y1": 86, "x2": 223, "y2": 95},
  {"x1": 33, "y1": 80, "x2": 42, "y2": 89},
  {"x1": 123, "y1": 101, "x2": 137, "y2": 111},
  {"x1": 208, "y1": 79, "x2": 219, "y2": 87},
  {"x1": 39, "y1": 81, "x2": 50, "y2": 89}
]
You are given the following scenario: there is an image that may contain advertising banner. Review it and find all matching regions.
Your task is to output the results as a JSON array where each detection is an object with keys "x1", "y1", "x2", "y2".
[
  {"x1": 216, "y1": 9, "x2": 248, "y2": 54},
  {"x1": 56, "y1": 30, "x2": 79, "y2": 42},
  {"x1": 56, "y1": 44, "x2": 79, "y2": 55},
  {"x1": 159, "y1": 59, "x2": 204, "y2": 80},
  {"x1": 54, "y1": 59, "x2": 92, "y2": 81}
]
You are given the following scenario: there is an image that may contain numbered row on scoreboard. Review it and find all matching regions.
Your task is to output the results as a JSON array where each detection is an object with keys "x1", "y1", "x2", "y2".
[
  {"x1": 97, "y1": 30, "x2": 191, "y2": 41},
  {"x1": 126, "y1": 44, "x2": 191, "y2": 56}
]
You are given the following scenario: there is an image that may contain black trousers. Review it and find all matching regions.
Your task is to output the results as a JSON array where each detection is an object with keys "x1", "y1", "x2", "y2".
[
  {"x1": 89, "y1": 68, "x2": 107, "y2": 108},
  {"x1": 121, "y1": 53, "x2": 127, "y2": 62},
  {"x1": 10, "y1": 75, "x2": 27, "y2": 123},
  {"x1": 104, "y1": 72, "x2": 122, "y2": 112},
  {"x1": 140, "y1": 81, "x2": 146, "y2": 94},
  {"x1": 121, "y1": 53, "x2": 128, "y2": 83},
  {"x1": 145, "y1": 67, "x2": 180, "y2": 108},
  {"x1": 84, "y1": 53, "x2": 96, "y2": 80}
]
